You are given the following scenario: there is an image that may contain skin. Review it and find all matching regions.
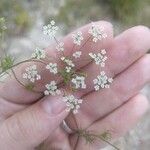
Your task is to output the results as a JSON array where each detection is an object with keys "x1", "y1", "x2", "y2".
[{"x1": 0, "y1": 21, "x2": 150, "y2": 150}]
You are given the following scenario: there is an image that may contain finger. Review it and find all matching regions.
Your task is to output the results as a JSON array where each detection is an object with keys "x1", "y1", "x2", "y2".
[
  {"x1": 64, "y1": 26, "x2": 150, "y2": 130},
  {"x1": 74, "y1": 25, "x2": 150, "y2": 97},
  {"x1": 0, "y1": 21, "x2": 113, "y2": 105},
  {"x1": 72, "y1": 54, "x2": 150, "y2": 128},
  {"x1": 76, "y1": 94, "x2": 149, "y2": 150},
  {"x1": 0, "y1": 95, "x2": 68, "y2": 150},
  {"x1": 40, "y1": 127, "x2": 71, "y2": 150},
  {"x1": 0, "y1": 97, "x2": 28, "y2": 122},
  {"x1": 50, "y1": 21, "x2": 113, "y2": 69}
]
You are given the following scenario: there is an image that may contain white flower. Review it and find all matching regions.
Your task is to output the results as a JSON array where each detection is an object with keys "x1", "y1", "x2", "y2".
[
  {"x1": 65, "y1": 66, "x2": 72, "y2": 73},
  {"x1": 73, "y1": 51, "x2": 82, "y2": 58},
  {"x1": 23, "y1": 65, "x2": 41, "y2": 82},
  {"x1": 88, "y1": 22, "x2": 107, "y2": 42},
  {"x1": 63, "y1": 95, "x2": 83, "y2": 114},
  {"x1": 72, "y1": 31, "x2": 84, "y2": 45},
  {"x1": 46, "y1": 63, "x2": 58, "y2": 74},
  {"x1": 31, "y1": 47, "x2": 46, "y2": 59},
  {"x1": 61, "y1": 57, "x2": 75, "y2": 67},
  {"x1": 43, "y1": 20, "x2": 59, "y2": 37},
  {"x1": 56, "y1": 42, "x2": 64, "y2": 52},
  {"x1": 89, "y1": 49, "x2": 107, "y2": 67},
  {"x1": 44, "y1": 81, "x2": 61, "y2": 96},
  {"x1": 71, "y1": 75, "x2": 86, "y2": 89},
  {"x1": 93, "y1": 71, "x2": 113, "y2": 90}
]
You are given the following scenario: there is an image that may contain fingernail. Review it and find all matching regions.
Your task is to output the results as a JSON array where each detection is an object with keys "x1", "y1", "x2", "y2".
[{"x1": 42, "y1": 96, "x2": 66, "y2": 115}]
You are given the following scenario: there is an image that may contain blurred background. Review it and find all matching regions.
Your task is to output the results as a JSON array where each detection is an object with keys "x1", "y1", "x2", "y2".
[{"x1": 0, "y1": 0, "x2": 150, "y2": 149}]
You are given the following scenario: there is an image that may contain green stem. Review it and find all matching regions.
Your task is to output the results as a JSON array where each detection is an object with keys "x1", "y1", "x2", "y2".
[
  {"x1": 78, "y1": 36, "x2": 92, "y2": 51},
  {"x1": 75, "y1": 129, "x2": 120, "y2": 150},
  {"x1": 97, "y1": 136, "x2": 120, "y2": 150},
  {"x1": 11, "y1": 69, "x2": 26, "y2": 87},
  {"x1": 53, "y1": 36, "x2": 65, "y2": 56},
  {"x1": 0, "y1": 58, "x2": 47, "y2": 77}
]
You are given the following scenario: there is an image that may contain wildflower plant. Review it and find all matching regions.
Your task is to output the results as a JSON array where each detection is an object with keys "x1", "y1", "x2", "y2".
[{"x1": 0, "y1": 19, "x2": 121, "y2": 150}]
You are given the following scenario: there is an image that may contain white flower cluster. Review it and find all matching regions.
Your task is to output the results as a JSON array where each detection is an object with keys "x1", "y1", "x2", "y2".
[
  {"x1": 31, "y1": 47, "x2": 46, "y2": 60},
  {"x1": 73, "y1": 51, "x2": 82, "y2": 58},
  {"x1": 46, "y1": 63, "x2": 58, "y2": 74},
  {"x1": 71, "y1": 75, "x2": 86, "y2": 89},
  {"x1": 43, "y1": 20, "x2": 59, "y2": 37},
  {"x1": 88, "y1": 22, "x2": 107, "y2": 42},
  {"x1": 63, "y1": 95, "x2": 83, "y2": 114},
  {"x1": 56, "y1": 42, "x2": 64, "y2": 52},
  {"x1": 23, "y1": 65, "x2": 41, "y2": 83},
  {"x1": 44, "y1": 81, "x2": 61, "y2": 96},
  {"x1": 89, "y1": 49, "x2": 107, "y2": 67},
  {"x1": 61, "y1": 57, "x2": 75, "y2": 67},
  {"x1": 93, "y1": 71, "x2": 113, "y2": 90},
  {"x1": 72, "y1": 31, "x2": 84, "y2": 46},
  {"x1": 65, "y1": 66, "x2": 72, "y2": 73},
  {"x1": 21, "y1": 20, "x2": 113, "y2": 114}
]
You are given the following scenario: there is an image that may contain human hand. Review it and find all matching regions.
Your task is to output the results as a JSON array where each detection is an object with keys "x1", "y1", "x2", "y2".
[{"x1": 0, "y1": 21, "x2": 150, "y2": 150}]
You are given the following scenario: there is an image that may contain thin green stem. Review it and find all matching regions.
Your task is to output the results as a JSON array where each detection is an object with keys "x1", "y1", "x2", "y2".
[
  {"x1": 78, "y1": 36, "x2": 92, "y2": 51},
  {"x1": 97, "y1": 136, "x2": 120, "y2": 150},
  {"x1": 53, "y1": 36, "x2": 59, "y2": 44},
  {"x1": 53, "y1": 36, "x2": 65, "y2": 56},
  {"x1": 13, "y1": 58, "x2": 47, "y2": 67},
  {"x1": 11, "y1": 69, "x2": 25, "y2": 87},
  {"x1": 75, "y1": 129, "x2": 120, "y2": 150},
  {"x1": 0, "y1": 58, "x2": 47, "y2": 77}
]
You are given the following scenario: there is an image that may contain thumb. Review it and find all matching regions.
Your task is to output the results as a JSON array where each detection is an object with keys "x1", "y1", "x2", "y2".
[{"x1": 0, "y1": 95, "x2": 68, "y2": 150}]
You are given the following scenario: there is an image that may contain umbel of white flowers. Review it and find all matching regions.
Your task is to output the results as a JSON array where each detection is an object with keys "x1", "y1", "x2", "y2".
[{"x1": 22, "y1": 20, "x2": 113, "y2": 114}]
